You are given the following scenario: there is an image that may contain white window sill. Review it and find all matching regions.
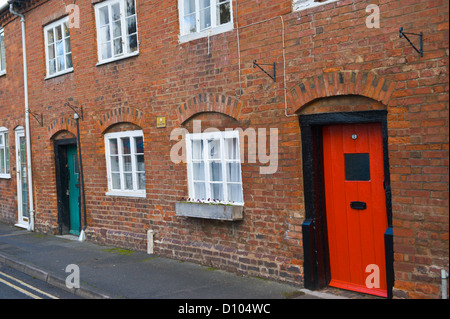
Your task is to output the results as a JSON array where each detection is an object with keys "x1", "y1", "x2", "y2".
[
  {"x1": 293, "y1": 0, "x2": 339, "y2": 12},
  {"x1": 96, "y1": 51, "x2": 139, "y2": 67},
  {"x1": 0, "y1": 70, "x2": 6, "y2": 77},
  {"x1": 179, "y1": 23, "x2": 233, "y2": 44},
  {"x1": 44, "y1": 68, "x2": 74, "y2": 80},
  {"x1": 175, "y1": 201, "x2": 244, "y2": 221},
  {"x1": 105, "y1": 191, "x2": 146, "y2": 198},
  {"x1": 0, "y1": 174, "x2": 11, "y2": 179}
]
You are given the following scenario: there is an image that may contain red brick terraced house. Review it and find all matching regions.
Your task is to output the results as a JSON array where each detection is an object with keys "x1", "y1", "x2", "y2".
[{"x1": 0, "y1": 0, "x2": 448, "y2": 299}]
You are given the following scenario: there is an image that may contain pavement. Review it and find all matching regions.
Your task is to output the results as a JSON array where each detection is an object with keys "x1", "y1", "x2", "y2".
[{"x1": 0, "y1": 221, "x2": 348, "y2": 300}]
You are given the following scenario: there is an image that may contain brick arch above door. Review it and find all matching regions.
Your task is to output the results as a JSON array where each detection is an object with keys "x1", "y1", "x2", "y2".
[
  {"x1": 48, "y1": 117, "x2": 78, "y2": 140},
  {"x1": 287, "y1": 71, "x2": 397, "y2": 113},
  {"x1": 175, "y1": 93, "x2": 243, "y2": 125}
]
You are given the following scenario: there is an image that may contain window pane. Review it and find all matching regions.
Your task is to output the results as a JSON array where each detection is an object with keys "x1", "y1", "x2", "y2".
[
  {"x1": 100, "y1": 26, "x2": 111, "y2": 43},
  {"x1": 210, "y1": 162, "x2": 222, "y2": 181},
  {"x1": 47, "y1": 29, "x2": 54, "y2": 44},
  {"x1": 113, "y1": 20, "x2": 122, "y2": 38},
  {"x1": 66, "y1": 54, "x2": 73, "y2": 69},
  {"x1": 123, "y1": 155, "x2": 132, "y2": 172},
  {"x1": 211, "y1": 183, "x2": 224, "y2": 201},
  {"x1": 121, "y1": 137, "x2": 131, "y2": 154},
  {"x1": 110, "y1": 155, "x2": 119, "y2": 171},
  {"x1": 0, "y1": 32, "x2": 5, "y2": 71},
  {"x1": 208, "y1": 139, "x2": 220, "y2": 159},
  {"x1": 5, "y1": 133, "x2": 9, "y2": 174},
  {"x1": 345, "y1": 153, "x2": 370, "y2": 181},
  {"x1": 57, "y1": 56, "x2": 65, "y2": 71},
  {"x1": 127, "y1": 16, "x2": 137, "y2": 35},
  {"x1": 184, "y1": 0, "x2": 195, "y2": 15},
  {"x1": 111, "y1": 172, "x2": 121, "y2": 189},
  {"x1": 114, "y1": 38, "x2": 123, "y2": 55},
  {"x1": 48, "y1": 44, "x2": 55, "y2": 59},
  {"x1": 109, "y1": 139, "x2": 118, "y2": 154},
  {"x1": 200, "y1": 0, "x2": 210, "y2": 9},
  {"x1": 137, "y1": 173, "x2": 145, "y2": 190},
  {"x1": 200, "y1": 8, "x2": 211, "y2": 30},
  {"x1": 102, "y1": 43, "x2": 112, "y2": 60},
  {"x1": 193, "y1": 162, "x2": 205, "y2": 181},
  {"x1": 183, "y1": 14, "x2": 196, "y2": 34},
  {"x1": 0, "y1": 148, "x2": 4, "y2": 174},
  {"x1": 63, "y1": 22, "x2": 70, "y2": 38},
  {"x1": 128, "y1": 34, "x2": 138, "y2": 53},
  {"x1": 99, "y1": 6, "x2": 110, "y2": 25},
  {"x1": 135, "y1": 136, "x2": 144, "y2": 154},
  {"x1": 126, "y1": 0, "x2": 136, "y2": 16},
  {"x1": 49, "y1": 59, "x2": 56, "y2": 74},
  {"x1": 226, "y1": 162, "x2": 240, "y2": 182},
  {"x1": 65, "y1": 38, "x2": 71, "y2": 53},
  {"x1": 136, "y1": 155, "x2": 145, "y2": 171},
  {"x1": 228, "y1": 184, "x2": 242, "y2": 203},
  {"x1": 225, "y1": 138, "x2": 238, "y2": 159},
  {"x1": 191, "y1": 140, "x2": 203, "y2": 160},
  {"x1": 124, "y1": 173, "x2": 133, "y2": 190},
  {"x1": 112, "y1": 3, "x2": 121, "y2": 21},
  {"x1": 55, "y1": 25, "x2": 63, "y2": 41},
  {"x1": 194, "y1": 182, "x2": 206, "y2": 200},
  {"x1": 56, "y1": 40, "x2": 64, "y2": 56},
  {"x1": 217, "y1": 1, "x2": 231, "y2": 25}
]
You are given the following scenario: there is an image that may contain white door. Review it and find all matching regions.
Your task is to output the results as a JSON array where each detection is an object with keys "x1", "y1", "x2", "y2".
[{"x1": 15, "y1": 127, "x2": 29, "y2": 228}]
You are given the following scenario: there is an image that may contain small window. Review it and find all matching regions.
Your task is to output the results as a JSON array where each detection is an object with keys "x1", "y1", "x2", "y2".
[
  {"x1": 0, "y1": 29, "x2": 6, "y2": 75},
  {"x1": 95, "y1": 0, "x2": 139, "y2": 65},
  {"x1": 345, "y1": 153, "x2": 370, "y2": 181},
  {"x1": 104, "y1": 130, "x2": 145, "y2": 197},
  {"x1": 293, "y1": 0, "x2": 339, "y2": 11},
  {"x1": 0, "y1": 127, "x2": 10, "y2": 178},
  {"x1": 186, "y1": 130, "x2": 243, "y2": 205},
  {"x1": 44, "y1": 17, "x2": 73, "y2": 78},
  {"x1": 178, "y1": 0, "x2": 233, "y2": 43}
]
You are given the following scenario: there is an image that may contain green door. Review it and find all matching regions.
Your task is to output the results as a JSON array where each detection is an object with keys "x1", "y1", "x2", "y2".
[{"x1": 67, "y1": 145, "x2": 80, "y2": 235}]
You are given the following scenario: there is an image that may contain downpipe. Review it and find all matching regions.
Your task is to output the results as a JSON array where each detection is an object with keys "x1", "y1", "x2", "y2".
[
  {"x1": 9, "y1": 2, "x2": 35, "y2": 232},
  {"x1": 442, "y1": 269, "x2": 449, "y2": 299}
]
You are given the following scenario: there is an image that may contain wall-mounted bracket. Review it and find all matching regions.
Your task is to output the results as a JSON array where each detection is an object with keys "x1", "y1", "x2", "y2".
[
  {"x1": 65, "y1": 102, "x2": 83, "y2": 120},
  {"x1": 28, "y1": 110, "x2": 43, "y2": 127},
  {"x1": 253, "y1": 60, "x2": 276, "y2": 82},
  {"x1": 399, "y1": 27, "x2": 423, "y2": 57}
]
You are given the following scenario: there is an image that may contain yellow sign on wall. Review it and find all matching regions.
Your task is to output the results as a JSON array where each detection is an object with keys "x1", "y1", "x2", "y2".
[{"x1": 157, "y1": 116, "x2": 166, "y2": 128}]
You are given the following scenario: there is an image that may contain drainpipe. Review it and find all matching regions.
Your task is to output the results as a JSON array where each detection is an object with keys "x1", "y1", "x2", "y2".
[
  {"x1": 9, "y1": 2, "x2": 35, "y2": 231},
  {"x1": 442, "y1": 269, "x2": 449, "y2": 299}
]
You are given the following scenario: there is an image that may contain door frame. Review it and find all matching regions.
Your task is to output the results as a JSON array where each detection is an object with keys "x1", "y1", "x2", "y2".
[
  {"x1": 299, "y1": 110, "x2": 394, "y2": 298},
  {"x1": 15, "y1": 126, "x2": 28, "y2": 228},
  {"x1": 54, "y1": 138, "x2": 78, "y2": 235}
]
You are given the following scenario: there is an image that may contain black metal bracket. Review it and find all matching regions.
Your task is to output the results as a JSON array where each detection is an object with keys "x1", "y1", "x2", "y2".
[
  {"x1": 253, "y1": 60, "x2": 276, "y2": 82},
  {"x1": 399, "y1": 27, "x2": 423, "y2": 57},
  {"x1": 65, "y1": 102, "x2": 83, "y2": 120},
  {"x1": 28, "y1": 110, "x2": 43, "y2": 127}
]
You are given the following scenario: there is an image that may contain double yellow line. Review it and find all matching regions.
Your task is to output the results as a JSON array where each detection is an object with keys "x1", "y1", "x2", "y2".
[{"x1": 0, "y1": 270, "x2": 59, "y2": 299}]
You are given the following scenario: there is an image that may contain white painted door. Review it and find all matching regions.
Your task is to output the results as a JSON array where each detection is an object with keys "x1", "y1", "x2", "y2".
[{"x1": 15, "y1": 127, "x2": 28, "y2": 228}]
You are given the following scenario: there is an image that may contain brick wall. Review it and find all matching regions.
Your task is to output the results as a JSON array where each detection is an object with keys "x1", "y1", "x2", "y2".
[{"x1": 0, "y1": 0, "x2": 448, "y2": 298}]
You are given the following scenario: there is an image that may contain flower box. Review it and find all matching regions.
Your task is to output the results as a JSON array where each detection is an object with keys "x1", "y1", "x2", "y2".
[{"x1": 175, "y1": 202, "x2": 244, "y2": 221}]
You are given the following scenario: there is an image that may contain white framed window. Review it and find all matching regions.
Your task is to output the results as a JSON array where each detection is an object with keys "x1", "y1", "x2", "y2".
[
  {"x1": 94, "y1": 0, "x2": 139, "y2": 65},
  {"x1": 44, "y1": 17, "x2": 73, "y2": 79},
  {"x1": 0, "y1": 127, "x2": 10, "y2": 179},
  {"x1": 178, "y1": 0, "x2": 233, "y2": 43},
  {"x1": 0, "y1": 28, "x2": 6, "y2": 75},
  {"x1": 104, "y1": 130, "x2": 145, "y2": 197},
  {"x1": 292, "y1": 0, "x2": 339, "y2": 12},
  {"x1": 186, "y1": 130, "x2": 244, "y2": 205}
]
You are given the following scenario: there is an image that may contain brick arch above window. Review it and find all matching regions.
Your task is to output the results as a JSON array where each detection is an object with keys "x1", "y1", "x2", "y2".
[
  {"x1": 98, "y1": 106, "x2": 146, "y2": 134},
  {"x1": 176, "y1": 93, "x2": 243, "y2": 125},
  {"x1": 287, "y1": 71, "x2": 397, "y2": 113}
]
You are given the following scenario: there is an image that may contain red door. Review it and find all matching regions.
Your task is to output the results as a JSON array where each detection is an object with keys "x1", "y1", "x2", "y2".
[{"x1": 322, "y1": 123, "x2": 388, "y2": 297}]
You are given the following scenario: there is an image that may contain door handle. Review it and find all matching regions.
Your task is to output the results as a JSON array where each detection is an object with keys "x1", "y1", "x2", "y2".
[{"x1": 350, "y1": 201, "x2": 367, "y2": 210}]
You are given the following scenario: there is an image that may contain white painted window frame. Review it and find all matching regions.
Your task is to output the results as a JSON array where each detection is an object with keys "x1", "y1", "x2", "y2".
[
  {"x1": 292, "y1": 0, "x2": 339, "y2": 12},
  {"x1": 104, "y1": 130, "x2": 145, "y2": 198},
  {"x1": 43, "y1": 16, "x2": 73, "y2": 79},
  {"x1": 178, "y1": 0, "x2": 234, "y2": 43},
  {"x1": 0, "y1": 127, "x2": 10, "y2": 179},
  {"x1": 185, "y1": 130, "x2": 244, "y2": 205},
  {"x1": 94, "y1": 0, "x2": 139, "y2": 66},
  {"x1": 0, "y1": 28, "x2": 6, "y2": 76}
]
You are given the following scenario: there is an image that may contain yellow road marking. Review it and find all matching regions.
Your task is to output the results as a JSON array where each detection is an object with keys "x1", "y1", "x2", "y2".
[{"x1": 0, "y1": 270, "x2": 59, "y2": 299}]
